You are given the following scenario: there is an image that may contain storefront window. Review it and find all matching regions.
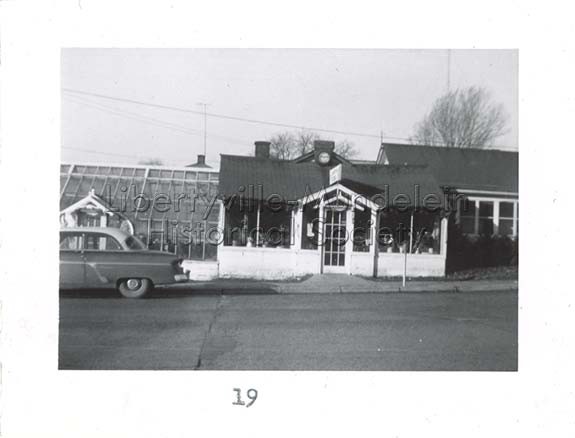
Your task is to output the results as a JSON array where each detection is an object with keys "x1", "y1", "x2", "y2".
[
  {"x1": 377, "y1": 209, "x2": 441, "y2": 254},
  {"x1": 259, "y1": 204, "x2": 292, "y2": 248},
  {"x1": 224, "y1": 200, "x2": 292, "y2": 248},
  {"x1": 353, "y1": 208, "x2": 371, "y2": 252},
  {"x1": 301, "y1": 201, "x2": 319, "y2": 250}
]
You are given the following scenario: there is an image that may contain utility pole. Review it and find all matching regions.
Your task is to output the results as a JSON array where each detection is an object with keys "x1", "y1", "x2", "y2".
[
  {"x1": 196, "y1": 102, "x2": 210, "y2": 156},
  {"x1": 447, "y1": 49, "x2": 451, "y2": 92}
]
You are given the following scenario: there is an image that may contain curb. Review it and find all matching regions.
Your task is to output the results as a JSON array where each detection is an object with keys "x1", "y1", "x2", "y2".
[
  {"x1": 273, "y1": 286, "x2": 518, "y2": 294},
  {"x1": 165, "y1": 280, "x2": 518, "y2": 295}
]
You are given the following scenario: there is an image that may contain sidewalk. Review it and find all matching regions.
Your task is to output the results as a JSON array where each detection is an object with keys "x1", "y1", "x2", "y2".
[{"x1": 168, "y1": 274, "x2": 518, "y2": 294}]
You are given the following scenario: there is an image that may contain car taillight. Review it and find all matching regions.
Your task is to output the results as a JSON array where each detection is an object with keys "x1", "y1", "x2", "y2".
[{"x1": 172, "y1": 259, "x2": 184, "y2": 273}]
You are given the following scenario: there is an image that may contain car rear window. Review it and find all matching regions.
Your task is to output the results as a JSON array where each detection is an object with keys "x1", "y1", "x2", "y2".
[{"x1": 125, "y1": 235, "x2": 146, "y2": 250}]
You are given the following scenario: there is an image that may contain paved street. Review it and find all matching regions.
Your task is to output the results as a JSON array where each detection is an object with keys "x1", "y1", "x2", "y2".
[{"x1": 59, "y1": 289, "x2": 517, "y2": 371}]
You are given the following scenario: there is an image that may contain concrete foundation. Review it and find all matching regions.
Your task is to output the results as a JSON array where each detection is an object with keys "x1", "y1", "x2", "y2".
[
  {"x1": 216, "y1": 246, "x2": 446, "y2": 280},
  {"x1": 181, "y1": 260, "x2": 219, "y2": 281}
]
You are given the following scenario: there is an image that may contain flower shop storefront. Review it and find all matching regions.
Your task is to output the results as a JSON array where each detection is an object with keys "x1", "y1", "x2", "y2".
[{"x1": 217, "y1": 167, "x2": 448, "y2": 280}]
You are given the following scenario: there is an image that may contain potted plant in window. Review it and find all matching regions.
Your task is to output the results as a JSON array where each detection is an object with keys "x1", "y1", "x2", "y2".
[{"x1": 421, "y1": 232, "x2": 435, "y2": 254}]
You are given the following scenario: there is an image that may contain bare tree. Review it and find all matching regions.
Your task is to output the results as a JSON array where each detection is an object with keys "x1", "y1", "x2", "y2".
[
  {"x1": 334, "y1": 139, "x2": 357, "y2": 159},
  {"x1": 410, "y1": 86, "x2": 508, "y2": 148},
  {"x1": 269, "y1": 132, "x2": 297, "y2": 160},
  {"x1": 138, "y1": 158, "x2": 164, "y2": 165},
  {"x1": 269, "y1": 130, "x2": 358, "y2": 160},
  {"x1": 294, "y1": 130, "x2": 320, "y2": 156}
]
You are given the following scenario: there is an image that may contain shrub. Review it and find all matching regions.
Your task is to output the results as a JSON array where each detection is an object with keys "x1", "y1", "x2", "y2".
[{"x1": 446, "y1": 217, "x2": 518, "y2": 273}]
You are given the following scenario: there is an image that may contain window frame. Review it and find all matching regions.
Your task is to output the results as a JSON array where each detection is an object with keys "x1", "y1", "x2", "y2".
[
  {"x1": 59, "y1": 232, "x2": 84, "y2": 251},
  {"x1": 457, "y1": 196, "x2": 519, "y2": 237},
  {"x1": 82, "y1": 232, "x2": 124, "y2": 251}
]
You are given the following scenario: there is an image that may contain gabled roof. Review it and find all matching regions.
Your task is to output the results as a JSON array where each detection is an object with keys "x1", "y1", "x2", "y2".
[
  {"x1": 218, "y1": 154, "x2": 443, "y2": 208},
  {"x1": 341, "y1": 164, "x2": 442, "y2": 203},
  {"x1": 219, "y1": 155, "x2": 330, "y2": 201},
  {"x1": 60, "y1": 189, "x2": 116, "y2": 216},
  {"x1": 292, "y1": 149, "x2": 352, "y2": 165},
  {"x1": 186, "y1": 162, "x2": 213, "y2": 168},
  {"x1": 381, "y1": 143, "x2": 518, "y2": 193}
]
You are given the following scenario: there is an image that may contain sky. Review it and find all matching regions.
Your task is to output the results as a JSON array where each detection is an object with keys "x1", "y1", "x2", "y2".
[{"x1": 61, "y1": 49, "x2": 518, "y2": 168}]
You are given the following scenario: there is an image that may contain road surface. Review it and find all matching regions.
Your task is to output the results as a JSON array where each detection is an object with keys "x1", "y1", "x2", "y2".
[{"x1": 59, "y1": 289, "x2": 517, "y2": 370}]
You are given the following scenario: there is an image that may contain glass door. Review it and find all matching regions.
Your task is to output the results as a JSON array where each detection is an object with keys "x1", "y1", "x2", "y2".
[{"x1": 323, "y1": 208, "x2": 347, "y2": 273}]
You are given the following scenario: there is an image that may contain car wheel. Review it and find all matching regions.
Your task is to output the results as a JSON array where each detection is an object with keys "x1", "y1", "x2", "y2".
[{"x1": 117, "y1": 278, "x2": 153, "y2": 298}]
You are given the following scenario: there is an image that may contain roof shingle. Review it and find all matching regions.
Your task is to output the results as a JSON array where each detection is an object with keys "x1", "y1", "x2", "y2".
[
  {"x1": 382, "y1": 143, "x2": 518, "y2": 193},
  {"x1": 218, "y1": 154, "x2": 444, "y2": 207}
]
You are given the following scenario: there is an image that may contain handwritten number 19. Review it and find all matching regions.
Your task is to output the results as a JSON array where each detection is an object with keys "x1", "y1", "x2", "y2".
[{"x1": 233, "y1": 388, "x2": 258, "y2": 407}]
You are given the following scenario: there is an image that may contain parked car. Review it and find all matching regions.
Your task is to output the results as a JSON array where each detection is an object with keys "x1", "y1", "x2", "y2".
[{"x1": 60, "y1": 227, "x2": 188, "y2": 298}]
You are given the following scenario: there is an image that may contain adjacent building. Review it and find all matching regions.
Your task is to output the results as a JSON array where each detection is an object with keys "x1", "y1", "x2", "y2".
[
  {"x1": 378, "y1": 143, "x2": 519, "y2": 238},
  {"x1": 60, "y1": 155, "x2": 220, "y2": 262}
]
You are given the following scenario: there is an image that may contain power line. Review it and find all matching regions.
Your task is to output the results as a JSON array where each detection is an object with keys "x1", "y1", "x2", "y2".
[
  {"x1": 63, "y1": 94, "x2": 251, "y2": 147},
  {"x1": 64, "y1": 95, "x2": 204, "y2": 136},
  {"x1": 61, "y1": 145, "x2": 223, "y2": 165},
  {"x1": 62, "y1": 87, "x2": 518, "y2": 151},
  {"x1": 61, "y1": 146, "x2": 157, "y2": 160},
  {"x1": 62, "y1": 87, "x2": 396, "y2": 140}
]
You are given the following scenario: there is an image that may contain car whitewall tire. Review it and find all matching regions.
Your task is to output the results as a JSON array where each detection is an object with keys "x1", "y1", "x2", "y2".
[{"x1": 117, "y1": 278, "x2": 153, "y2": 299}]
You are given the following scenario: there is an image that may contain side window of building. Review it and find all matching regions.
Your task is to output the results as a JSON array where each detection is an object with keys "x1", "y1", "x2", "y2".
[
  {"x1": 515, "y1": 203, "x2": 519, "y2": 235},
  {"x1": 478, "y1": 201, "x2": 494, "y2": 235},
  {"x1": 459, "y1": 198, "x2": 518, "y2": 237},
  {"x1": 499, "y1": 202, "x2": 515, "y2": 236},
  {"x1": 459, "y1": 199, "x2": 476, "y2": 234}
]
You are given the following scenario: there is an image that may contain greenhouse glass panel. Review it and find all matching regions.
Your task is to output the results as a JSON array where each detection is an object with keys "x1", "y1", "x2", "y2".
[
  {"x1": 65, "y1": 175, "x2": 81, "y2": 193},
  {"x1": 91, "y1": 177, "x2": 107, "y2": 194},
  {"x1": 60, "y1": 176, "x2": 68, "y2": 190},
  {"x1": 197, "y1": 182, "x2": 209, "y2": 196},
  {"x1": 77, "y1": 177, "x2": 94, "y2": 196}
]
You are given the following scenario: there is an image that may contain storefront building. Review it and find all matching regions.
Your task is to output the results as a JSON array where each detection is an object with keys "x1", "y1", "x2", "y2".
[{"x1": 216, "y1": 141, "x2": 450, "y2": 280}]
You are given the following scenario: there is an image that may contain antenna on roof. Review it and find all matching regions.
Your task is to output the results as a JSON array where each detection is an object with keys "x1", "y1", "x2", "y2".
[
  {"x1": 447, "y1": 49, "x2": 451, "y2": 92},
  {"x1": 196, "y1": 102, "x2": 210, "y2": 157}
]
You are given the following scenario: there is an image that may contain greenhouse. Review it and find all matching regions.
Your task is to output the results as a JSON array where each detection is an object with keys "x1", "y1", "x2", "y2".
[{"x1": 60, "y1": 162, "x2": 220, "y2": 261}]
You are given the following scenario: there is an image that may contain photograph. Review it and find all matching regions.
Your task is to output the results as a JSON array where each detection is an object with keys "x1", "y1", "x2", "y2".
[{"x1": 58, "y1": 48, "x2": 518, "y2": 371}]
